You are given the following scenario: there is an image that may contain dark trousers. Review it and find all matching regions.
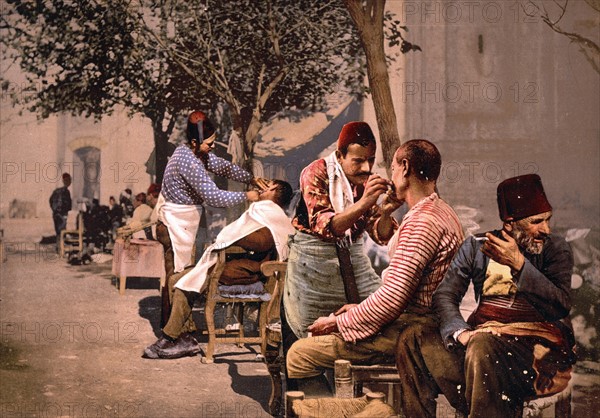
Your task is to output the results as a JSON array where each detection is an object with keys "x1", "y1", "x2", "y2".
[
  {"x1": 395, "y1": 314, "x2": 533, "y2": 418},
  {"x1": 156, "y1": 221, "x2": 175, "y2": 327},
  {"x1": 53, "y1": 213, "x2": 68, "y2": 244}
]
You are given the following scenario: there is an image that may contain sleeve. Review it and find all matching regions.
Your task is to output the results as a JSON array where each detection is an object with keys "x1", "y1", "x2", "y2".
[
  {"x1": 205, "y1": 153, "x2": 253, "y2": 184},
  {"x1": 181, "y1": 154, "x2": 248, "y2": 208},
  {"x1": 432, "y1": 237, "x2": 478, "y2": 350},
  {"x1": 299, "y1": 160, "x2": 337, "y2": 240},
  {"x1": 368, "y1": 206, "x2": 399, "y2": 245},
  {"x1": 516, "y1": 237, "x2": 573, "y2": 321},
  {"x1": 336, "y1": 216, "x2": 442, "y2": 342}
]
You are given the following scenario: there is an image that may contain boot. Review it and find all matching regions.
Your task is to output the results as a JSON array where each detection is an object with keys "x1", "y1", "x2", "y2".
[{"x1": 155, "y1": 333, "x2": 201, "y2": 359}]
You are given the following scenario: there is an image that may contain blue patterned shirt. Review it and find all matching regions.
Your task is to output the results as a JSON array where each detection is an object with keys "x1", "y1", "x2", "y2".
[{"x1": 161, "y1": 145, "x2": 252, "y2": 207}]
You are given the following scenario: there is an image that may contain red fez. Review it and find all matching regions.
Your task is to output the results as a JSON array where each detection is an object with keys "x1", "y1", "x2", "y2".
[
  {"x1": 147, "y1": 183, "x2": 161, "y2": 196},
  {"x1": 188, "y1": 110, "x2": 208, "y2": 124},
  {"x1": 337, "y1": 122, "x2": 375, "y2": 151},
  {"x1": 497, "y1": 174, "x2": 552, "y2": 221},
  {"x1": 187, "y1": 110, "x2": 215, "y2": 142}
]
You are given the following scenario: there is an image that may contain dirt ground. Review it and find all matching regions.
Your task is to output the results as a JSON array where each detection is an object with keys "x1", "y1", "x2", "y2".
[
  {"x1": 0, "y1": 226, "x2": 275, "y2": 418},
  {"x1": 1, "y1": 218, "x2": 599, "y2": 418}
]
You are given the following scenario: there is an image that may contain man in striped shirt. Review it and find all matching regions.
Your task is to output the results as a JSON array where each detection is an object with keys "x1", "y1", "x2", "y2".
[{"x1": 286, "y1": 139, "x2": 464, "y2": 395}]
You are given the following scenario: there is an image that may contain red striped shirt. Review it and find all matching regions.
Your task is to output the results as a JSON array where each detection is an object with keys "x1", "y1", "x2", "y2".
[{"x1": 336, "y1": 193, "x2": 464, "y2": 342}]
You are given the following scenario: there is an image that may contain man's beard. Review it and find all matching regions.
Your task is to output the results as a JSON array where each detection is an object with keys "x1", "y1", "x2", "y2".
[{"x1": 511, "y1": 223, "x2": 545, "y2": 254}]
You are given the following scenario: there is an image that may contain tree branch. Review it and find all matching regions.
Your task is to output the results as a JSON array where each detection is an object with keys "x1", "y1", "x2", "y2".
[{"x1": 522, "y1": 0, "x2": 600, "y2": 74}]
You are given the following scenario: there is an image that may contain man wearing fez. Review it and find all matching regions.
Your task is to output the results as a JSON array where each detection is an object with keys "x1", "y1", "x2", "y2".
[
  {"x1": 155, "y1": 110, "x2": 268, "y2": 326},
  {"x1": 282, "y1": 121, "x2": 399, "y2": 358},
  {"x1": 396, "y1": 174, "x2": 576, "y2": 418},
  {"x1": 286, "y1": 140, "x2": 463, "y2": 395}
]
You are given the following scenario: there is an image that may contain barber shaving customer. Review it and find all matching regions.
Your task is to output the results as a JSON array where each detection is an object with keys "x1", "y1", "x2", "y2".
[
  {"x1": 155, "y1": 110, "x2": 269, "y2": 327},
  {"x1": 282, "y1": 121, "x2": 400, "y2": 369},
  {"x1": 144, "y1": 180, "x2": 294, "y2": 360}
]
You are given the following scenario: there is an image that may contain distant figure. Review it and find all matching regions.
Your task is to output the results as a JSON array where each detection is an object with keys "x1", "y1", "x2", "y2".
[
  {"x1": 146, "y1": 183, "x2": 161, "y2": 210},
  {"x1": 49, "y1": 173, "x2": 72, "y2": 248},
  {"x1": 84, "y1": 198, "x2": 111, "y2": 251},
  {"x1": 108, "y1": 196, "x2": 124, "y2": 240},
  {"x1": 129, "y1": 192, "x2": 153, "y2": 227},
  {"x1": 119, "y1": 188, "x2": 134, "y2": 219}
]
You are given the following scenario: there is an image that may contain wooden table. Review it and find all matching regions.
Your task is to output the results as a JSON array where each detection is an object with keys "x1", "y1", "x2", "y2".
[{"x1": 111, "y1": 238, "x2": 165, "y2": 295}]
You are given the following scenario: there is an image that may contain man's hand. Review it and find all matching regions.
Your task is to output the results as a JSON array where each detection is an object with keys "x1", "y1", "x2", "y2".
[
  {"x1": 308, "y1": 313, "x2": 338, "y2": 336},
  {"x1": 359, "y1": 174, "x2": 389, "y2": 208},
  {"x1": 250, "y1": 177, "x2": 270, "y2": 191},
  {"x1": 457, "y1": 327, "x2": 501, "y2": 346},
  {"x1": 246, "y1": 191, "x2": 260, "y2": 202},
  {"x1": 380, "y1": 190, "x2": 402, "y2": 215},
  {"x1": 480, "y1": 230, "x2": 525, "y2": 272}
]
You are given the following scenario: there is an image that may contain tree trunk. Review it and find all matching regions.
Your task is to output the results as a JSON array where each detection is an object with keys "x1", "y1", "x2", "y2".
[
  {"x1": 153, "y1": 123, "x2": 170, "y2": 185},
  {"x1": 344, "y1": 0, "x2": 401, "y2": 174}
]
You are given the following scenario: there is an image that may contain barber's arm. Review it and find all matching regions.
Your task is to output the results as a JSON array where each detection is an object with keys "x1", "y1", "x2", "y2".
[
  {"x1": 371, "y1": 191, "x2": 402, "y2": 243},
  {"x1": 329, "y1": 174, "x2": 388, "y2": 237}
]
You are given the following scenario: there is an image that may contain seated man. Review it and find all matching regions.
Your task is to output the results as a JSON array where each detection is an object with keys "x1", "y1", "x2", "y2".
[
  {"x1": 396, "y1": 174, "x2": 576, "y2": 417},
  {"x1": 285, "y1": 140, "x2": 464, "y2": 394},
  {"x1": 143, "y1": 180, "x2": 294, "y2": 359}
]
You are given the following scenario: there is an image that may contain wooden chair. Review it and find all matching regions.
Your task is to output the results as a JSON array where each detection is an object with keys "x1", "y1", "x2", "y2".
[
  {"x1": 261, "y1": 260, "x2": 288, "y2": 416},
  {"x1": 333, "y1": 359, "x2": 573, "y2": 418},
  {"x1": 201, "y1": 245, "x2": 286, "y2": 364},
  {"x1": 60, "y1": 212, "x2": 84, "y2": 258}
]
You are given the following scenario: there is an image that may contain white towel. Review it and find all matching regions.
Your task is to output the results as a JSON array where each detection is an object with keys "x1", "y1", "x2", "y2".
[
  {"x1": 175, "y1": 200, "x2": 294, "y2": 293},
  {"x1": 156, "y1": 193, "x2": 203, "y2": 273},
  {"x1": 227, "y1": 130, "x2": 244, "y2": 165},
  {"x1": 323, "y1": 151, "x2": 354, "y2": 236}
]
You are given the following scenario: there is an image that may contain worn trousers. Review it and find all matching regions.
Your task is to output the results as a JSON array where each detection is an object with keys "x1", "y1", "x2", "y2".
[
  {"x1": 156, "y1": 221, "x2": 176, "y2": 327},
  {"x1": 286, "y1": 315, "x2": 415, "y2": 379},
  {"x1": 162, "y1": 287, "x2": 199, "y2": 339},
  {"x1": 395, "y1": 313, "x2": 535, "y2": 418}
]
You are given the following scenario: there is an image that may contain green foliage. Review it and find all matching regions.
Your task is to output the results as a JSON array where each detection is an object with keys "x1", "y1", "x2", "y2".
[
  {"x1": 1, "y1": 0, "x2": 365, "y2": 127},
  {"x1": 1, "y1": 0, "x2": 368, "y2": 176},
  {"x1": 141, "y1": 0, "x2": 366, "y2": 123}
]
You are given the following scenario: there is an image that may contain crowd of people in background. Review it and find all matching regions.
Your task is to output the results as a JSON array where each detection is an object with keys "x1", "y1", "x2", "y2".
[{"x1": 51, "y1": 179, "x2": 162, "y2": 263}]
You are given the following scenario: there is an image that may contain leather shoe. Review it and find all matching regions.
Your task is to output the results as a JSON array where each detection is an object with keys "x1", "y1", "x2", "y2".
[
  {"x1": 142, "y1": 336, "x2": 174, "y2": 359},
  {"x1": 155, "y1": 333, "x2": 201, "y2": 359}
]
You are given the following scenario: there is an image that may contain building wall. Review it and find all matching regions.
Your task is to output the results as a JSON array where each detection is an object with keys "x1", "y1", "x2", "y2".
[
  {"x1": 364, "y1": 0, "x2": 599, "y2": 232},
  {"x1": 0, "y1": 106, "x2": 154, "y2": 219}
]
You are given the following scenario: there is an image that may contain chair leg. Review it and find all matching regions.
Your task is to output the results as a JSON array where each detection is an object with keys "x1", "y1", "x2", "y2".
[
  {"x1": 119, "y1": 275, "x2": 127, "y2": 295},
  {"x1": 266, "y1": 345, "x2": 283, "y2": 416},
  {"x1": 237, "y1": 303, "x2": 245, "y2": 345},
  {"x1": 258, "y1": 301, "x2": 269, "y2": 358},
  {"x1": 202, "y1": 298, "x2": 216, "y2": 364}
]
